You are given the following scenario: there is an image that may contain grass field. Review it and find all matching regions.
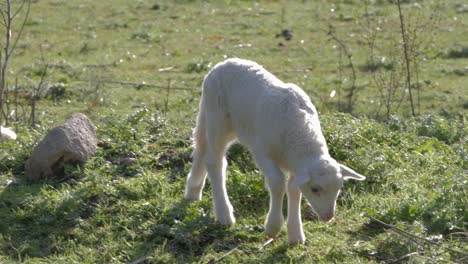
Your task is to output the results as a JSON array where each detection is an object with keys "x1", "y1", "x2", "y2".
[{"x1": 0, "y1": 0, "x2": 467, "y2": 263}]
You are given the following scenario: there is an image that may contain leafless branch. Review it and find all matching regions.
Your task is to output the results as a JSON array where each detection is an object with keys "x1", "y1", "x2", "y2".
[
  {"x1": 386, "y1": 252, "x2": 420, "y2": 264},
  {"x1": 11, "y1": 0, "x2": 27, "y2": 20},
  {"x1": 10, "y1": 0, "x2": 31, "y2": 56},
  {"x1": 258, "y1": 238, "x2": 275, "y2": 252},
  {"x1": 0, "y1": 0, "x2": 12, "y2": 128},
  {"x1": 447, "y1": 232, "x2": 468, "y2": 238},
  {"x1": 79, "y1": 79, "x2": 194, "y2": 91},
  {"x1": 366, "y1": 214, "x2": 468, "y2": 257},
  {"x1": 164, "y1": 79, "x2": 171, "y2": 114},
  {"x1": 14, "y1": 76, "x2": 17, "y2": 129},
  {"x1": 323, "y1": 23, "x2": 358, "y2": 113},
  {"x1": 0, "y1": 9, "x2": 7, "y2": 27},
  {"x1": 207, "y1": 246, "x2": 239, "y2": 264},
  {"x1": 396, "y1": 0, "x2": 415, "y2": 116},
  {"x1": 1, "y1": 0, "x2": 32, "y2": 128},
  {"x1": 129, "y1": 255, "x2": 149, "y2": 264},
  {"x1": 30, "y1": 47, "x2": 49, "y2": 126}
]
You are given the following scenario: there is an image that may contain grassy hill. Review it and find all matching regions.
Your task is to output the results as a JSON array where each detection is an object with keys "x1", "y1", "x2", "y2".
[{"x1": 0, "y1": 0, "x2": 467, "y2": 263}]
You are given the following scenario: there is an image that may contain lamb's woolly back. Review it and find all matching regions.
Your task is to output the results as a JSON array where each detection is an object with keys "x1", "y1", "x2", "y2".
[
  {"x1": 208, "y1": 58, "x2": 284, "y2": 88},
  {"x1": 0, "y1": 126, "x2": 17, "y2": 141},
  {"x1": 202, "y1": 58, "x2": 328, "y2": 170}
]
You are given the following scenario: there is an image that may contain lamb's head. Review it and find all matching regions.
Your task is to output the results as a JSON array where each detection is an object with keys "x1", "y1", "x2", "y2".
[{"x1": 292, "y1": 157, "x2": 365, "y2": 222}]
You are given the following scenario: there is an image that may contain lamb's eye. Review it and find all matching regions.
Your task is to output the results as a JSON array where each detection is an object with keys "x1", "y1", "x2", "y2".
[{"x1": 311, "y1": 187, "x2": 320, "y2": 194}]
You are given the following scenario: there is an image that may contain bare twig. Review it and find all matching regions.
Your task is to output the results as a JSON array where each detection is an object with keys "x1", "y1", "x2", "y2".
[
  {"x1": 14, "y1": 76, "x2": 17, "y2": 130},
  {"x1": 30, "y1": 47, "x2": 49, "y2": 126},
  {"x1": 3, "y1": 82, "x2": 8, "y2": 125},
  {"x1": 324, "y1": 23, "x2": 358, "y2": 113},
  {"x1": 11, "y1": 0, "x2": 27, "y2": 19},
  {"x1": 129, "y1": 255, "x2": 149, "y2": 264},
  {"x1": 258, "y1": 238, "x2": 275, "y2": 252},
  {"x1": 0, "y1": 0, "x2": 12, "y2": 129},
  {"x1": 0, "y1": 0, "x2": 31, "y2": 131},
  {"x1": 456, "y1": 255, "x2": 468, "y2": 263},
  {"x1": 164, "y1": 79, "x2": 171, "y2": 114},
  {"x1": 77, "y1": 79, "x2": 194, "y2": 91},
  {"x1": 386, "y1": 252, "x2": 420, "y2": 264},
  {"x1": 366, "y1": 214, "x2": 468, "y2": 257},
  {"x1": 83, "y1": 63, "x2": 115, "y2": 68},
  {"x1": 207, "y1": 246, "x2": 239, "y2": 264},
  {"x1": 0, "y1": 9, "x2": 7, "y2": 27},
  {"x1": 447, "y1": 232, "x2": 468, "y2": 238},
  {"x1": 10, "y1": 0, "x2": 31, "y2": 55},
  {"x1": 396, "y1": 0, "x2": 415, "y2": 116}
]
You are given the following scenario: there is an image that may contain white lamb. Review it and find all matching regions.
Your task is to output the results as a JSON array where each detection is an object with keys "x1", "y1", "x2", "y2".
[
  {"x1": 0, "y1": 126, "x2": 17, "y2": 141},
  {"x1": 184, "y1": 58, "x2": 365, "y2": 244}
]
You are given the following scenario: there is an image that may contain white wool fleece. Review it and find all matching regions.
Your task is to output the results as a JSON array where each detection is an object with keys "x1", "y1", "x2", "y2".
[
  {"x1": 185, "y1": 58, "x2": 365, "y2": 244},
  {"x1": 204, "y1": 59, "x2": 328, "y2": 165}
]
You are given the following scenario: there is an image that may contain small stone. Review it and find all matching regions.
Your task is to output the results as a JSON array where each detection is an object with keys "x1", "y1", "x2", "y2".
[{"x1": 0, "y1": 126, "x2": 17, "y2": 141}]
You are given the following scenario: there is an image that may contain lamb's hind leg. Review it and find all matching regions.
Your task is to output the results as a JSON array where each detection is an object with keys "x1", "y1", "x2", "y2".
[
  {"x1": 185, "y1": 111, "x2": 208, "y2": 201},
  {"x1": 184, "y1": 145, "x2": 208, "y2": 201},
  {"x1": 204, "y1": 112, "x2": 236, "y2": 225}
]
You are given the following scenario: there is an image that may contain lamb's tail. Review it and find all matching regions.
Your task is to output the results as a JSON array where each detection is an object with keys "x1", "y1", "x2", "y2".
[{"x1": 192, "y1": 95, "x2": 207, "y2": 150}]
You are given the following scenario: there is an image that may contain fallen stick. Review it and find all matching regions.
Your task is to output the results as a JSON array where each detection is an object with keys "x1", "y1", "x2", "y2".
[
  {"x1": 365, "y1": 214, "x2": 468, "y2": 257},
  {"x1": 258, "y1": 238, "x2": 275, "y2": 252},
  {"x1": 207, "y1": 246, "x2": 239, "y2": 264}
]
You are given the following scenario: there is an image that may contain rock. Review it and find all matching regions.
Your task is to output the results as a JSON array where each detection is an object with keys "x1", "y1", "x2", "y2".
[
  {"x1": 0, "y1": 126, "x2": 17, "y2": 141},
  {"x1": 25, "y1": 113, "x2": 98, "y2": 180}
]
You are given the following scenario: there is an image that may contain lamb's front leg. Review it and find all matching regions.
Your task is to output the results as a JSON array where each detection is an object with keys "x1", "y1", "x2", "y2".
[
  {"x1": 287, "y1": 174, "x2": 305, "y2": 244},
  {"x1": 255, "y1": 155, "x2": 286, "y2": 238}
]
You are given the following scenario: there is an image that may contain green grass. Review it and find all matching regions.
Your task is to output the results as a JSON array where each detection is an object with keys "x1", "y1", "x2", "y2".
[
  {"x1": 1, "y1": 0, "x2": 467, "y2": 263},
  {"x1": 1, "y1": 110, "x2": 466, "y2": 263}
]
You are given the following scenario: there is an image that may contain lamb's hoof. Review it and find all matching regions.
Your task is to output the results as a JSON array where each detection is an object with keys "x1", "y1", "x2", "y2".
[
  {"x1": 216, "y1": 214, "x2": 236, "y2": 226},
  {"x1": 184, "y1": 189, "x2": 202, "y2": 201},
  {"x1": 265, "y1": 218, "x2": 284, "y2": 238},
  {"x1": 184, "y1": 194, "x2": 202, "y2": 201},
  {"x1": 265, "y1": 224, "x2": 282, "y2": 238},
  {"x1": 287, "y1": 232, "x2": 306, "y2": 245}
]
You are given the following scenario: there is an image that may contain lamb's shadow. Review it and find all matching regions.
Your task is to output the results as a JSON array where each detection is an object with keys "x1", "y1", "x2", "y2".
[
  {"x1": 348, "y1": 214, "x2": 427, "y2": 262},
  {"x1": 129, "y1": 199, "x2": 242, "y2": 261},
  {"x1": 259, "y1": 243, "x2": 302, "y2": 263}
]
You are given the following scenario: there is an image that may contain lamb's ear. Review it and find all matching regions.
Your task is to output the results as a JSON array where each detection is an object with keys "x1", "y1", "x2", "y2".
[
  {"x1": 340, "y1": 164, "x2": 366, "y2": 181},
  {"x1": 291, "y1": 174, "x2": 310, "y2": 189}
]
